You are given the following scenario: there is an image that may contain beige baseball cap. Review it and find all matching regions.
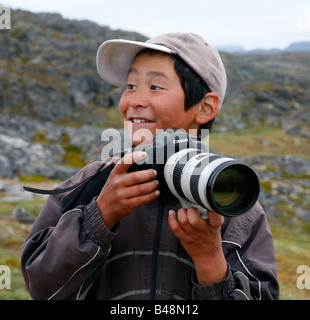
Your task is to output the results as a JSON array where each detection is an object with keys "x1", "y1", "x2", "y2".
[{"x1": 96, "y1": 32, "x2": 227, "y2": 108}]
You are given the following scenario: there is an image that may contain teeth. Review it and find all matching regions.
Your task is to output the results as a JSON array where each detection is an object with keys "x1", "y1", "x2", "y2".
[{"x1": 132, "y1": 119, "x2": 150, "y2": 123}]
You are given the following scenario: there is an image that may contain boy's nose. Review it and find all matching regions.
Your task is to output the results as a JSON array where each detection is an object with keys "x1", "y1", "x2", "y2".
[{"x1": 129, "y1": 88, "x2": 149, "y2": 108}]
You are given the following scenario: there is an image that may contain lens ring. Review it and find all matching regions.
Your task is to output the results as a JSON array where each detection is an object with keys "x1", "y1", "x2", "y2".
[
  {"x1": 172, "y1": 150, "x2": 201, "y2": 200},
  {"x1": 207, "y1": 162, "x2": 260, "y2": 217}
]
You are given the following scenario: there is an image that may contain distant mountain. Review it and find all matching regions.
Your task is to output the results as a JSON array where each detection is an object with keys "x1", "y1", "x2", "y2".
[
  {"x1": 248, "y1": 48, "x2": 282, "y2": 54},
  {"x1": 285, "y1": 41, "x2": 310, "y2": 52},
  {"x1": 217, "y1": 45, "x2": 247, "y2": 53},
  {"x1": 219, "y1": 41, "x2": 310, "y2": 54}
]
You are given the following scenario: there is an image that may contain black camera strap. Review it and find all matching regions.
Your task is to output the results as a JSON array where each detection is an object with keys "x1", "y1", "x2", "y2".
[
  {"x1": 60, "y1": 162, "x2": 115, "y2": 213},
  {"x1": 23, "y1": 160, "x2": 116, "y2": 213}
]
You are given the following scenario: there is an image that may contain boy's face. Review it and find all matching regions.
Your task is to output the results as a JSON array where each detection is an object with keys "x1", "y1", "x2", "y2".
[{"x1": 119, "y1": 52, "x2": 202, "y2": 146}]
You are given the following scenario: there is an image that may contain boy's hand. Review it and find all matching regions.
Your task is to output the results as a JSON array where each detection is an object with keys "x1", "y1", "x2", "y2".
[
  {"x1": 96, "y1": 151, "x2": 160, "y2": 229},
  {"x1": 168, "y1": 207, "x2": 228, "y2": 286}
]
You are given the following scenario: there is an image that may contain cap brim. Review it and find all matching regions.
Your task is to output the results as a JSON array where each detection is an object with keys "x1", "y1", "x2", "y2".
[{"x1": 96, "y1": 39, "x2": 174, "y2": 87}]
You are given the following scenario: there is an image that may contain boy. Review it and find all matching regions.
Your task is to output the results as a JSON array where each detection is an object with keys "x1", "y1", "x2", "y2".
[{"x1": 21, "y1": 32, "x2": 279, "y2": 300}]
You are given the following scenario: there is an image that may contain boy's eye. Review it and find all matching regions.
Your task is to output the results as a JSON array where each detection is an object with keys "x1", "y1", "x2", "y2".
[
  {"x1": 150, "y1": 85, "x2": 162, "y2": 90},
  {"x1": 126, "y1": 84, "x2": 137, "y2": 90}
]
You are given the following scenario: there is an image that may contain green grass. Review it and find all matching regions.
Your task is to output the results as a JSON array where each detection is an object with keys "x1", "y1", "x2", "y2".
[
  {"x1": 209, "y1": 126, "x2": 310, "y2": 159},
  {"x1": 19, "y1": 174, "x2": 60, "y2": 183},
  {"x1": 0, "y1": 211, "x2": 32, "y2": 300},
  {"x1": 0, "y1": 198, "x2": 47, "y2": 300},
  {"x1": 0, "y1": 199, "x2": 46, "y2": 217},
  {"x1": 269, "y1": 219, "x2": 310, "y2": 300}
]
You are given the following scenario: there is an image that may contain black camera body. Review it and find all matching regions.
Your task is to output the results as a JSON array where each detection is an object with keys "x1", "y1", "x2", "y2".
[{"x1": 128, "y1": 128, "x2": 260, "y2": 218}]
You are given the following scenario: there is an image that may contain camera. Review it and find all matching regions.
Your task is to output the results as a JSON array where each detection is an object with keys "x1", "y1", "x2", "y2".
[{"x1": 127, "y1": 128, "x2": 260, "y2": 218}]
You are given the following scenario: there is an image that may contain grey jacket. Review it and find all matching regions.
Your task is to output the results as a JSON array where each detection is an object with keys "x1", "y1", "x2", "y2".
[{"x1": 21, "y1": 160, "x2": 279, "y2": 300}]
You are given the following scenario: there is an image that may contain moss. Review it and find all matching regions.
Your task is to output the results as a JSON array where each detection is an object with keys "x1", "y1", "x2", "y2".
[
  {"x1": 31, "y1": 131, "x2": 52, "y2": 144},
  {"x1": 30, "y1": 131, "x2": 87, "y2": 169},
  {"x1": 280, "y1": 170, "x2": 310, "y2": 181},
  {"x1": 103, "y1": 106, "x2": 123, "y2": 128},
  {"x1": 0, "y1": 199, "x2": 47, "y2": 217},
  {"x1": 209, "y1": 126, "x2": 310, "y2": 159},
  {"x1": 53, "y1": 118, "x2": 85, "y2": 127},
  {"x1": 53, "y1": 31, "x2": 63, "y2": 39},
  {"x1": 260, "y1": 181, "x2": 272, "y2": 193},
  {"x1": 19, "y1": 174, "x2": 57, "y2": 183},
  {"x1": 63, "y1": 145, "x2": 86, "y2": 168},
  {"x1": 61, "y1": 133, "x2": 86, "y2": 168},
  {"x1": 10, "y1": 28, "x2": 23, "y2": 38}
]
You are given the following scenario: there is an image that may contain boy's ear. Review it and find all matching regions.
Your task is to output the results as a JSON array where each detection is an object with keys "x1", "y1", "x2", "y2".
[{"x1": 195, "y1": 92, "x2": 219, "y2": 125}]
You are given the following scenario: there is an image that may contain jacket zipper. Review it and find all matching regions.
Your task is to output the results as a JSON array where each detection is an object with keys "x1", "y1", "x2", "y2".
[{"x1": 149, "y1": 196, "x2": 166, "y2": 300}]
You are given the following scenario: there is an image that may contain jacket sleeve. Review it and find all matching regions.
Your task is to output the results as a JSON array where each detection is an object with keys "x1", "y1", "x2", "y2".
[
  {"x1": 191, "y1": 202, "x2": 279, "y2": 300},
  {"x1": 21, "y1": 164, "x2": 117, "y2": 300}
]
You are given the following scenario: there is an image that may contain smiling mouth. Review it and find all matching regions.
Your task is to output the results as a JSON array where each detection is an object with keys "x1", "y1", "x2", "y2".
[
  {"x1": 128, "y1": 116, "x2": 156, "y2": 124},
  {"x1": 132, "y1": 119, "x2": 152, "y2": 123}
]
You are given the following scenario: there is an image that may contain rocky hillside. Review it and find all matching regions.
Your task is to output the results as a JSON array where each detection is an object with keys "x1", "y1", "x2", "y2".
[
  {"x1": 1, "y1": 10, "x2": 309, "y2": 134},
  {"x1": 0, "y1": 9, "x2": 309, "y2": 220},
  {"x1": 0, "y1": 9, "x2": 145, "y2": 178},
  {"x1": 218, "y1": 52, "x2": 310, "y2": 136},
  {"x1": 0, "y1": 9, "x2": 146, "y2": 123}
]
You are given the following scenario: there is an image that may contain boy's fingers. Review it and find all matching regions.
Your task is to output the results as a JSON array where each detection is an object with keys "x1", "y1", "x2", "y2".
[
  {"x1": 187, "y1": 207, "x2": 206, "y2": 231},
  {"x1": 125, "y1": 189, "x2": 160, "y2": 208},
  {"x1": 123, "y1": 169, "x2": 157, "y2": 187},
  {"x1": 207, "y1": 210, "x2": 224, "y2": 228},
  {"x1": 113, "y1": 151, "x2": 147, "y2": 174},
  {"x1": 125, "y1": 179, "x2": 159, "y2": 198},
  {"x1": 168, "y1": 210, "x2": 188, "y2": 239}
]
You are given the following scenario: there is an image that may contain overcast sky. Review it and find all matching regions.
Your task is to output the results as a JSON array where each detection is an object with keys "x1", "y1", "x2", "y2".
[{"x1": 4, "y1": 0, "x2": 310, "y2": 50}]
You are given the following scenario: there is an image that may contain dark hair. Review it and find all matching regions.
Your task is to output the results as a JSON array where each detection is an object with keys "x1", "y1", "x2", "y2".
[
  {"x1": 173, "y1": 55, "x2": 214, "y2": 138},
  {"x1": 135, "y1": 49, "x2": 215, "y2": 138}
]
